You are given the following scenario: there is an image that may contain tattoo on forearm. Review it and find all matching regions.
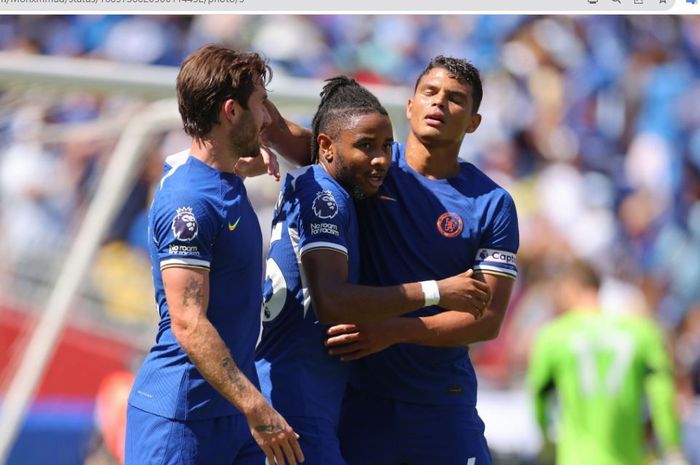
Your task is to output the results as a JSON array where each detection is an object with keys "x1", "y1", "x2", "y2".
[
  {"x1": 255, "y1": 424, "x2": 282, "y2": 434},
  {"x1": 183, "y1": 277, "x2": 203, "y2": 307},
  {"x1": 221, "y1": 357, "x2": 283, "y2": 435},
  {"x1": 222, "y1": 357, "x2": 247, "y2": 392}
]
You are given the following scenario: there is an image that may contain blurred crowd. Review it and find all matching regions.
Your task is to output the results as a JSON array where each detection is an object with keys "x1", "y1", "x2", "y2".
[{"x1": 1, "y1": 14, "x2": 700, "y2": 462}]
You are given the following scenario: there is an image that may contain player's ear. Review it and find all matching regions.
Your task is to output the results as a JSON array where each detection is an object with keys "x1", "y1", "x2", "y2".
[
  {"x1": 406, "y1": 97, "x2": 414, "y2": 121},
  {"x1": 465, "y1": 113, "x2": 481, "y2": 134},
  {"x1": 222, "y1": 99, "x2": 237, "y2": 124},
  {"x1": 318, "y1": 133, "x2": 334, "y2": 163}
]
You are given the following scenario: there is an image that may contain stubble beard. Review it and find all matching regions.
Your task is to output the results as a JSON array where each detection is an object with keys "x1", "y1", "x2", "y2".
[
  {"x1": 230, "y1": 111, "x2": 261, "y2": 158},
  {"x1": 234, "y1": 139, "x2": 261, "y2": 158},
  {"x1": 350, "y1": 185, "x2": 366, "y2": 200},
  {"x1": 334, "y1": 154, "x2": 368, "y2": 201}
]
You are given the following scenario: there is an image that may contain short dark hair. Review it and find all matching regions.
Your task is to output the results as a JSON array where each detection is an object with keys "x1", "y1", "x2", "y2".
[
  {"x1": 414, "y1": 55, "x2": 483, "y2": 114},
  {"x1": 176, "y1": 45, "x2": 271, "y2": 138},
  {"x1": 310, "y1": 76, "x2": 388, "y2": 163},
  {"x1": 562, "y1": 259, "x2": 602, "y2": 291}
]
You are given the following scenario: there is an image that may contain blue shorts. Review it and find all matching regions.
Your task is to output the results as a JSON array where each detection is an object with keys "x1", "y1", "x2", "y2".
[
  {"x1": 338, "y1": 387, "x2": 492, "y2": 465},
  {"x1": 286, "y1": 416, "x2": 346, "y2": 465},
  {"x1": 125, "y1": 405, "x2": 264, "y2": 465}
]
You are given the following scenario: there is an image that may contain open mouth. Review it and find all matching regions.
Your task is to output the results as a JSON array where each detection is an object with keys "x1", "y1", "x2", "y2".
[
  {"x1": 367, "y1": 172, "x2": 385, "y2": 188},
  {"x1": 424, "y1": 112, "x2": 445, "y2": 126}
]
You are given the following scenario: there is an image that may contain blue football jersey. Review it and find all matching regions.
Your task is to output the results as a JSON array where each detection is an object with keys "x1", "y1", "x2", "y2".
[
  {"x1": 350, "y1": 142, "x2": 519, "y2": 406},
  {"x1": 255, "y1": 164, "x2": 359, "y2": 426},
  {"x1": 128, "y1": 151, "x2": 263, "y2": 421}
]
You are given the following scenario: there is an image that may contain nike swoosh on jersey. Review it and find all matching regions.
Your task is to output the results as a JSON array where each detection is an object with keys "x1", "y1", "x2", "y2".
[
  {"x1": 378, "y1": 195, "x2": 397, "y2": 202},
  {"x1": 228, "y1": 217, "x2": 241, "y2": 231}
]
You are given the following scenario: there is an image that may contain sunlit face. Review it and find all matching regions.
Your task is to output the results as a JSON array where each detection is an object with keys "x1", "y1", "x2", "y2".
[
  {"x1": 229, "y1": 76, "x2": 271, "y2": 157},
  {"x1": 407, "y1": 67, "x2": 481, "y2": 145},
  {"x1": 323, "y1": 112, "x2": 393, "y2": 199}
]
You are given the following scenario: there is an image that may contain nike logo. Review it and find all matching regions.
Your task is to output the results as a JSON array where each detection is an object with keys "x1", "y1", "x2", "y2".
[
  {"x1": 228, "y1": 217, "x2": 241, "y2": 231},
  {"x1": 378, "y1": 195, "x2": 397, "y2": 202}
]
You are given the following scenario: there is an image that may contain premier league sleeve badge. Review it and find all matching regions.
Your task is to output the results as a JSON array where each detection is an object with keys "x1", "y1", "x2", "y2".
[{"x1": 171, "y1": 206, "x2": 199, "y2": 242}]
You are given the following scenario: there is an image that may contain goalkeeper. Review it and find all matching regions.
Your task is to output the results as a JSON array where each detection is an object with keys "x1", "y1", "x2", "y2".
[{"x1": 528, "y1": 260, "x2": 687, "y2": 465}]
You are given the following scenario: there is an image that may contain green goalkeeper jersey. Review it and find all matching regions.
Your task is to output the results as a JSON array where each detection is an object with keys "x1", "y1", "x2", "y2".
[{"x1": 528, "y1": 307, "x2": 681, "y2": 465}]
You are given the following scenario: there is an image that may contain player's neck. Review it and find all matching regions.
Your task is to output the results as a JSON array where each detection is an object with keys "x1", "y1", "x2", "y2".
[
  {"x1": 405, "y1": 134, "x2": 461, "y2": 179},
  {"x1": 190, "y1": 136, "x2": 238, "y2": 174}
]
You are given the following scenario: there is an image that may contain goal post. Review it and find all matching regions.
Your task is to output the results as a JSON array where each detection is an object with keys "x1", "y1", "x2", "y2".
[{"x1": 0, "y1": 51, "x2": 410, "y2": 126}]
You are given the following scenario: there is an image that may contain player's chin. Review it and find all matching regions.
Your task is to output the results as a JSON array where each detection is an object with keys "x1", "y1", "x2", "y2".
[
  {"x1": 421, "y1": 125, "x2": 447, "y2": 137},
  {"x1": 352, "y1": 183, "x2": 378, "y2": 200},
  {"x1": 363, "y1": 186, "x2": 381, "y2": 198},
  {"x1": 241, "y1": 141, "x2": 262, "y2": 158},
  {"x1": 364, "y1": 176, "x2": 385, "y2": 196}
]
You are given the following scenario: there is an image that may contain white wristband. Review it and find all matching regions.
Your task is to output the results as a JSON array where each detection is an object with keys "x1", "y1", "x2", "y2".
[{"x1": 420, "y1": 280, "x2": 440, "y2": 307}]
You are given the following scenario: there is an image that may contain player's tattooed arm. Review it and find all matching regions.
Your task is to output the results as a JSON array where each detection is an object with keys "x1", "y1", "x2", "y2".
[
  {"x1": 163, "y1": 266, "x2": 304, "y2": 465},
  {"x1": 220, "y1": 348, "x2": 304, "y2": 465},
  {"x1": 221, "y1": 355, "x2": 284, "y2": 434},
  {"x1": 165, "y1": 267, "x2": 258, "y2": 409},
  {"x1": 182, "y1": 276, "x2": 204, "y2": 307},
  {"x1": 221, "y1": 356, "x2": 248, "y2": 393}
]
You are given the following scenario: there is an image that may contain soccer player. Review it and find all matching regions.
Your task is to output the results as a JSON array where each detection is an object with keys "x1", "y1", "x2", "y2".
[
  {"x1": 267, "y1": 56, "x2": 517, "y2": 464},
  {"x1": 255, "y1": 76, "x2": 492, "y2": 465},
  {"x1": 528, "y1": 260, "x2": 687, "y2": 465},
  {"x1": 323, "y1": 56, "x2": 520, "y2": 465},
  {"x1": 125, "y1": 45, "x2": 303, "y2": 465}
]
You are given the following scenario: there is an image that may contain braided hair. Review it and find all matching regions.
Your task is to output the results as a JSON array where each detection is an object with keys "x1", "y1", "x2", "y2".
[{"x1": 310, "y1": 76, "x2": 388, "y2": 163}]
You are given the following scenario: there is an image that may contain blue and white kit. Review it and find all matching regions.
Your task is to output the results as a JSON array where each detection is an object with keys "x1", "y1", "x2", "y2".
[
  {"x1": 256, "y1": 164, "x2": 360, "y2": 465},
  {"x1": 126, "y1": 152, "x2": 264, "y2": 465},
  {"x1": 339, "y1": 142, "x2": 519, "y2": 465}
]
